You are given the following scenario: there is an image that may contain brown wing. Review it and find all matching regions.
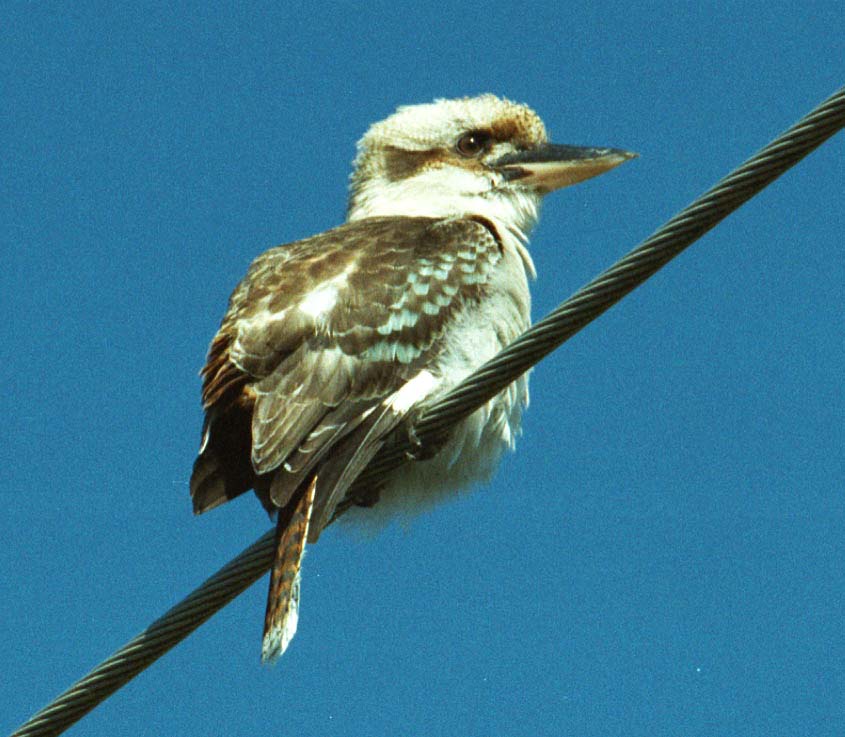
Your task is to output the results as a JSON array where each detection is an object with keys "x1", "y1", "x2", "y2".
[{"x1": 189, "y1": 215, "x2": 503, "y2": 525}]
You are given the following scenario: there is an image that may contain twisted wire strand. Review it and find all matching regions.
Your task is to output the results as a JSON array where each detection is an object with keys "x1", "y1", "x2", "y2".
[
  {"x1": 12, "y1": 530, "x2": 277, "y2": 737},
  {"x1": 357, "y1": 85, "x2": 845, "y2": 480},
  {"x1": 11, "y1": 85, "x2": 844, "y2": 737},
  {"x1": 410, "y1": 86, "x2": 845, "y2": 441}
]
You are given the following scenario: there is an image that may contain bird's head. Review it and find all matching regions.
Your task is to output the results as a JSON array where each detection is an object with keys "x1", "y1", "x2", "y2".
[{"x1": 347, "y1": 94, "x2": 635, "y2": 238}]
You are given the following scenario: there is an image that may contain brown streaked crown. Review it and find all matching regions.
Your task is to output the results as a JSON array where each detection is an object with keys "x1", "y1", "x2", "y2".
[{"x1": 349, "y1": 95, "x2": 549, "y2": 202}]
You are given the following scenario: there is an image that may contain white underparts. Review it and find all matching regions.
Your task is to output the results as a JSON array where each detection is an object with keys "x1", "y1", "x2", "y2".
[
  {"x1": 344, "y1": 226, "x2": 533, "y2": 527},
  {"x1": 348, "y1": 166, "x2": 541, "y2": 243}
]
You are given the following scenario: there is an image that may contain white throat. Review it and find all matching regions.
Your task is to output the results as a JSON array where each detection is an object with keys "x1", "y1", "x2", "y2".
[{"x1": 347, "y1": 167, "x2": 541, "y2": 278}]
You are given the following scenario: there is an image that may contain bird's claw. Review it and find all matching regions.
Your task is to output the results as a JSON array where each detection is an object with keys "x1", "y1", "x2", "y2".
[{"x1": 403, "y1": 424, "x2": 446, "y2": 461}]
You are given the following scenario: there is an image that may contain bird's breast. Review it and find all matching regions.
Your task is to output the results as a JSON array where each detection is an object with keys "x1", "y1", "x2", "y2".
[{"x1": 348, "y1": 235, "x2": 532, "y2": 525}]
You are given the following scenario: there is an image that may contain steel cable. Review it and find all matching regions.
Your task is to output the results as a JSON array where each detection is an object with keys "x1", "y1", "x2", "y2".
[
  {"x1": 362, "y1": 85, "x2": 845, "y2": 475},
  {"x1": 11, "y1": 85, "x2": 844, "y2": 737}
]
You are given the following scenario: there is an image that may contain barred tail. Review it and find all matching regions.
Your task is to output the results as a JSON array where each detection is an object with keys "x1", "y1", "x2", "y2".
[{"x1": 261, "y1": 475, "x2": 317, "y2": 663}]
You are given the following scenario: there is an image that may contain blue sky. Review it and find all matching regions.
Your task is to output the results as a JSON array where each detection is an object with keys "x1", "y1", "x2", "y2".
[{"x1": 2, "y1": 3, "x2": 843, "y2": 736}]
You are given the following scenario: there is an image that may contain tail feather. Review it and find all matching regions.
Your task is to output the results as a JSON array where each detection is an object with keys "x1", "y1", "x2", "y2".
[
  {"x1": 190, "y1": 452, "x2": 234, "y2": 514},
  {"x1": 190, "y1": 400, "x2": 257, "y2": 514},
  {"x1": 261, "y1": 475, "x2": 317, "y2": 663}
]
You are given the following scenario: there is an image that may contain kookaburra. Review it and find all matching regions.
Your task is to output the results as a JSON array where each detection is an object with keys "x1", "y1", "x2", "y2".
[{"x1": 190, "y1": 94, "x2": 634, "y2": 662}]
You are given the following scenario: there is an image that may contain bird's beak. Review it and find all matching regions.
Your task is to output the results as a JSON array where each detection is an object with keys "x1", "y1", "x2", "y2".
[{"x1": 494, "y1": 143, "x2": 637, "y2": 193}]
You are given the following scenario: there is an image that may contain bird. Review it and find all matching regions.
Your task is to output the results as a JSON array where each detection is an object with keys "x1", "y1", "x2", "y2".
[{"x1": 189, "y1": 94, "x2": 635, "y2": 663}]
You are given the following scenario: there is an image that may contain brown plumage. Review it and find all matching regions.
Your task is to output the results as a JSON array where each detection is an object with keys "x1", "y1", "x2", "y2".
[
  {"x1": 190, "y1": 94, "x2": 634, "y2": 663},
  {"x1": 190, "y1": 215, "x2": 504, "y2": 660}
]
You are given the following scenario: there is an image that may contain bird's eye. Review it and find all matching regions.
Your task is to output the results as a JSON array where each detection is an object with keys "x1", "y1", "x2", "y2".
[{"x1": 455, "y1": 130, "x2": 492, "y2": 158}]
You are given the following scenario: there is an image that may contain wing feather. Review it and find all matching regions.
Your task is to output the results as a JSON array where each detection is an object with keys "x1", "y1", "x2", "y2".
[
  {"x1": 307, "y1": 369, "x2": 439, "y2": 540},
  {"x1": 191, "y1": 215, "x2": 503, "y2": 522}
]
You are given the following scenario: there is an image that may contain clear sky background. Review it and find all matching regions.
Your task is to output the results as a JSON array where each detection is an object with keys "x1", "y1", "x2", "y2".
[{"x1": 2, "y1": 3, "x2": 843, "y2": 736}]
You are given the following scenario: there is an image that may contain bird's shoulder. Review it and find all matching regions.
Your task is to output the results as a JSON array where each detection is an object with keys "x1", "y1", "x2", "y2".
[
  {"x1": 206, "y1": 216, "x2": 504, "y2": 383},
  {"x1": 225, "y1": 215, "x2": 502, "y2": 319}
]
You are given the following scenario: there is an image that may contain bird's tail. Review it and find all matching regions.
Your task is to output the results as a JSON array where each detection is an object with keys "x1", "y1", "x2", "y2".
[{"x1": 261, "y1": 475, "x2": 317, "y2": 664}]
